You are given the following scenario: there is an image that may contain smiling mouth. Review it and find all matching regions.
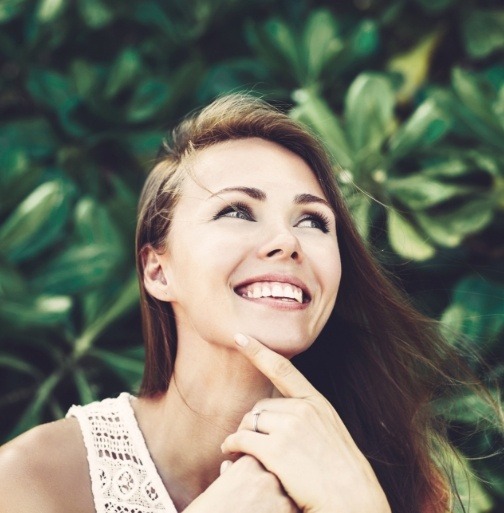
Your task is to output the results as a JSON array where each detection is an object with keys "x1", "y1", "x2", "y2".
[{"x1": 234, "y1": 281, "x2": 309, "y2": 304}]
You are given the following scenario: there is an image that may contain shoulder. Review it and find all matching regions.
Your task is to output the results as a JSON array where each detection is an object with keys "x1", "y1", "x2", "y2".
[{"x1": 0, "y1": 417, "x2": 94, "y2": 513}]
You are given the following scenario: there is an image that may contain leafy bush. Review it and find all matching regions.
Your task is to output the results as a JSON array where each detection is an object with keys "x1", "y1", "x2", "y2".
[{"x1": 0, "y1": 0, "x2": 502, "y2": 510}]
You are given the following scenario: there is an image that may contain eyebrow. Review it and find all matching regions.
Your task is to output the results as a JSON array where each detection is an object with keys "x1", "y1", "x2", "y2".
[{"x1": 209, "y1": 186, "x2": 333, "y2": 210}]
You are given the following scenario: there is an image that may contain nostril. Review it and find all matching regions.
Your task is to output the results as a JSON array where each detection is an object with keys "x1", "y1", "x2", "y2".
[
  {"x1": 266, "y1": 248, "x2": 283, "y2": 258},
  {"x1": 291, "y1": 251, "x2": 299, "y2": 259}
]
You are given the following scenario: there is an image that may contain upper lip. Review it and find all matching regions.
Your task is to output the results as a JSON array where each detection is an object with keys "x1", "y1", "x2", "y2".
[{"x1": 233, "y1": 273, "x2": 312, "y2": 302}]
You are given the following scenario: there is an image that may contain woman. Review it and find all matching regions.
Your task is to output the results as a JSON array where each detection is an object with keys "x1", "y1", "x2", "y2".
[{"x1": 0, "y1": 94, "x2": 467, "y2": 512}]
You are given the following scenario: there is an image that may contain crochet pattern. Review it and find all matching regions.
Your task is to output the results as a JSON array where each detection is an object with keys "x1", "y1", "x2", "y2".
[{"x1": 67, "y1": 393, "x2": 177, "y2": 513}]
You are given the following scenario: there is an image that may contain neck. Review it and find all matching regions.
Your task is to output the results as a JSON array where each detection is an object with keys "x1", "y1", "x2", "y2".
[{"x1": 133, "y1": 336, "x2": 279, "y2": 509}]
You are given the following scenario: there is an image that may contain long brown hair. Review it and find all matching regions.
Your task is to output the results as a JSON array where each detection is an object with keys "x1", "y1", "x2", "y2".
[{"x1": 135, "y1": 94, "x2": 479, "y2": 513}]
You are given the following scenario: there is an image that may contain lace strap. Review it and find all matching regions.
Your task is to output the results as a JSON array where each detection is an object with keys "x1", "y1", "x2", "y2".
[{"x1": 67, "y1": 394, "x2": 177, "y2": 513}]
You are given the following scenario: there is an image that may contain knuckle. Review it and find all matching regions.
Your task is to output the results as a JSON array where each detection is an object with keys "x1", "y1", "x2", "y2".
[{"x1": 271, "y1": 356, "x2": 294, "y2": 379}]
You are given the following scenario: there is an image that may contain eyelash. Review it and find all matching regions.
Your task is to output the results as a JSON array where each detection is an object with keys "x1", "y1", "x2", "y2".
[
  {"x1": 213, "y1": 202, "x2": 254, "y2": 221},
  {"x1": 298, "y1": 212, "x2": 330, "y2": 233},
  {"x1": 213, "y1": 202, "x2": 331, "y2": 233}
]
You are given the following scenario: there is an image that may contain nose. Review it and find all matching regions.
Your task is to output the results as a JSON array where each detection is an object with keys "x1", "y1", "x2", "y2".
[{"x1": 257, "y1": 230, "x2": 303, "y2": 262}]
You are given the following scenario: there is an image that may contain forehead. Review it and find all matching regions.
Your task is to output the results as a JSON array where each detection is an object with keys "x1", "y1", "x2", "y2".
[{"x1": 182, "y1": 138, "x2": 326, "y2": 199}]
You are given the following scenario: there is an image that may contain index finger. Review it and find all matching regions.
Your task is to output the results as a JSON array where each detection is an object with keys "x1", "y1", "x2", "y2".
[{"x1": 234, "y1": 333, "x2": 319, "y2": 398}]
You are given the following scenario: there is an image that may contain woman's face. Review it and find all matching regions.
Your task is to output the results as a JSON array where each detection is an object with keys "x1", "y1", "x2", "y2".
[{"x1": 159, "y1": 138, "x2": 341, "y2": 358}]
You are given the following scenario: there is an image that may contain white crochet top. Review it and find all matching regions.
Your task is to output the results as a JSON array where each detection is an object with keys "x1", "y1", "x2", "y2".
[{"x1": 67, "y1": 393, "x2": 178, "y2": 513}]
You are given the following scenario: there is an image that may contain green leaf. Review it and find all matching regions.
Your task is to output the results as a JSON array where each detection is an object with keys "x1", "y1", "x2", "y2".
[
  {"x1": 127, "y1": 78, "x2": 170, "y2": 122},
  {"x1": 0, "y1": 180, "x2": 74, "y2": 262},
  {"x1": 0, "y1": 354, "x2": 42, "y2": 378},
  {"x1": 0, "y1": 118, "x2": 57, "y2": 160},
  {"x1": 387, "y1": 208, "x2": 435, "y2": 260},
  {"x1": 433, "y1": 389, "x2": 502, "y2": 428},
  {"x1": 8, "y1": 372, "x2": 61, "y2": 439},
  {"x1": 31, "y1": 244, "x2": 120, "y2": 295},
  {"x1": 462, "y1": 9, "x2": 504, "y2": 59},
  {"x1": 0, "y1": 0, "x2": 28, "y2": 23},
  {"x1": 90, "y1": 348, "x2": 143, "y2": 387},
  {"x1": 105, "y1": 48, "x2": 143, "y2": 99},
  {"x1": 36, "y1": 0, "x2": 66, "y2": 23},
  {"x1": 302, "y1": 9, "x2": 342, "y2": 84},
  {"x1": 290, "y1": 90, "x2": 353, "y2": 169},
  {"x1": 346, "y1": 193, "x2": 372, "y2": 241},
  {"x1": 452, "y1": 68, "x2": 503, "y2": 133},
  {"x1": 246, "y1": 18, "x2": 302, "y2": 84},
  {"x1": 0, "y1": 295, "x2": 72, "y2": 326},
  {"x1": 449, "y1": 448, "x2": 494, "y2": 513},
  {"x1": 74, "y1": 197, "x2": 122, "y2": 247},
  {"x1": 27, "y1": 68, "x2": 77, "y2": 111},
  {"x1": 389, "y1": 98, "x2": 451, "y2": 160},
  {"x1": 345, "y1": 73, "x2": 395, "y2": 152},
  {"x1": 441, "y1": 276, "x2": 504, "y2": 349},
  {"x1": 75, "y1": 273, "x2": 139, "y2": 356},
  {"x1": 387, "y1": 175, "x2": 473, "y2": 210},
  {"x1": 73, "y1": 368, "x2": 96, "y2": 405},
  {"x1": 77, "y1": 0, "x2": 113, "y2": 28},
  {"x1": 415, "y1": 199, "x2": 493, "y2": 247}
]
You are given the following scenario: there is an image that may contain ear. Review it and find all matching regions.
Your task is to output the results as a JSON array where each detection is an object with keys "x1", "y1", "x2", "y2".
[{"x1": 141, "y1": 246, "x2": 175, "y2": 302}]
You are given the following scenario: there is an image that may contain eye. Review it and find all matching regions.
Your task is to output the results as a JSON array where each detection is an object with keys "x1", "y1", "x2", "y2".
[
  {"x1": 296, "y1": 213, "x2": 330, "y2": 233},
  {"x1": 213, "y1": 202, "x2": 255, "y2": 222}
]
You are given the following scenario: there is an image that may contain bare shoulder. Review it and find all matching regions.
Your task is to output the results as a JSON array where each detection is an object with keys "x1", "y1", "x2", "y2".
[{"x1": 0, "y1": 417, "x2": 94, "y2": 513}]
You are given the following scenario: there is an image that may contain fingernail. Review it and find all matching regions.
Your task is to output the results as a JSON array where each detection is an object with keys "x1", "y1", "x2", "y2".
[
  {"x1": 220, "y1": 460, "x2": 232, "y2": 474},
  {"x1": 235, "y1": 333, "x2": 249, "y2": 347}
]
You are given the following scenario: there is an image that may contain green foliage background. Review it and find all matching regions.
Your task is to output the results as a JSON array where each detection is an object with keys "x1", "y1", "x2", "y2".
[{"x1": 0, "y1": 0, "x2": 503, "y2": 510}]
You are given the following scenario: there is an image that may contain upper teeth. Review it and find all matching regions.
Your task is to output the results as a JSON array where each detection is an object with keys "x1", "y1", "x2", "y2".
[{"x1": 241, "y1": 282, "x2": 304, "y2": 303}]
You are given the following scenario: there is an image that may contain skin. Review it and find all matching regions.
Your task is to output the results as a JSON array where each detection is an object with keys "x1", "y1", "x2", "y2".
[{"x1": 0, "y1": 138, "x2": 390, "y2": 512}]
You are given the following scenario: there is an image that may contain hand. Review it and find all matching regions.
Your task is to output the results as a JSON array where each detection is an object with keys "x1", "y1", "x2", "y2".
[
  {"x1": 220, "y1": 333, "x2": 391, "y2": 513},
  {"x1": 183, "y1": 455, "x2": 299, "y2": 513}
]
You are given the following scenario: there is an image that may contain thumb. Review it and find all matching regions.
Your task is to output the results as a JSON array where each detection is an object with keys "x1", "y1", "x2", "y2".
[{"x1": 219, "y1": 460, "x2": 233, "y2": 475}]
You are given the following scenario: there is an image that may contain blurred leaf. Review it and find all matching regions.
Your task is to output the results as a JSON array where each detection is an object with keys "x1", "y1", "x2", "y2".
[
  {"x1": 389, "y1": 98, "x2": 451, "y2": 160},
  {"x1": 31, "y1": 244, "x2": 119, "y2": 295},
  {"x1": 350, "y1": 19, "x2": 379, "y2": 57},
  {"x1": 452, "y1": 68, "x2": 503, "y2": 133},
  {"x1": 36, "y1": 0, "x2": 66, "y2": 23},
  {"x1": 105, "y1": 48, "x2": 143, "y2": 99},
  {"x1": 462, "y1": 9, "x2": 504, "y2": 59},
  {"x1": 388, "y1": 29, "x2": 443, "y2": 103},
  {"x1": 302, "y1": 9, "x2": 342, "y2": 84},
  {"x1": 346, "y1": 193, "x2": 372, "y2": 240},
  {"x1": 0, "y1": 180, "x2": 74, "y2": 262},
  {"x1": 74, "y1": 197, "x2": 122, "y2": 247},
  {"x1": 246, "y1": 17, "x2": 302, "y2": 84},
  {"x1": 0, "y1": 0, "x2": 28, "y2": 23},
  {"x1": 0, "y1": 354, "x2": 42, "y2": 378},
  {"x1": 387, "y1": 175, "x2": 473, "y2": 210},
  {"x1": 344, "y1": 73, "x2": 395, "y2": 152},
  {"x1": 291, "y1": 90, "x2": 353, "y2": 169},
  {"x1": 8, "y1": 372, "x2": 60, "y2": 439},
  {"x1": 70, "y1": 59, "x2": 101, "y2": 99},
  {"x1": 387, "y1": 208, "x2": 435, "y2": 260},
  {"x1": 73, "y1": 368, "x2": 97, "y2": 405},
  {"x1": 127, "y1": 78, "x2": 170, "y2": 123},
  {"x1": 434, "y1": 389, "x2": 502, "y2": 428},
  {"x1": 75, "y1": 273, "x2": 139, "y2": 355},
  {"x1": 449, "y1": 448, "x2": 495, "y2": 513},
  {"x1": 0, "y1": 117, "x2": 57, "y2": 160},
  {"x1": 90, "y1": 348, "x2": 143, "y2": 387},
  {"x1": 27, "y1": 68, "x2": 77, "y2": 111},
  {"x1": 441, "y1": 276, "x2": 504, "y2": 350},
  {"x1": 77, "y1": 0, "x2": 113, "y2": 28},
  {"x1": 0, "y1": 295, "x2": 72, "y2": 326},
  {"x1": 415, "y1": 199, "x2": 493, "y2": 247}
]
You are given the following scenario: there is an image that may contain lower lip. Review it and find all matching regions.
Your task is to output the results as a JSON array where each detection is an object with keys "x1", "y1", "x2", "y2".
[{"x1": 236, "y1": 294, "x2": 310, "y2": 311}]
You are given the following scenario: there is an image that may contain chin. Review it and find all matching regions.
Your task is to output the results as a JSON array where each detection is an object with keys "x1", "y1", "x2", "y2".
[{"x1": 245, "y1": 330, "x2": 315, "y2": 359}]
